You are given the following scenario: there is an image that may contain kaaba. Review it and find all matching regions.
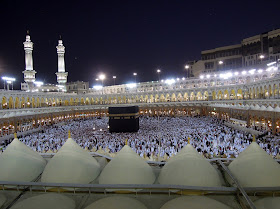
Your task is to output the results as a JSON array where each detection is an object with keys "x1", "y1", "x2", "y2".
[{"x1": 108, "y1": 106, "x2": 139, "y2": 133}]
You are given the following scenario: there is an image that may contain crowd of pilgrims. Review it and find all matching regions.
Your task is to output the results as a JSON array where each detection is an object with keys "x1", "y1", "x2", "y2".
[{"x1": 2, "y1": 116, "x2": 280, "y2": 160}]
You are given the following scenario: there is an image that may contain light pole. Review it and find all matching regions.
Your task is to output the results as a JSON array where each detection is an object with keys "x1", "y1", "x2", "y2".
[
  {"x1": 185, "y1": 65, "x2": 190, "y2": 78},
  {"x1": 99, "y1": 74, "x2": 105, "y2": 86},
  {"x1": 113, "y1": 76, "x2": 116, "y2": 85},
  {"x1": 156, "y1": 69, "x2": 161, "y2": 82},
  {"x1": 99, "y1": 74, "x2": 105, "y2": 96},
  {"x1": 133, "y1": 73, "x2": 137, "y2": 94},
  {"x1": 133, "y1": 72, "x2": 137, "y2": 83}
]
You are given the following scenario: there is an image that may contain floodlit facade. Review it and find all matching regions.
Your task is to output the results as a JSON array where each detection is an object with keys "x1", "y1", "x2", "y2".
[
  {"x1": 0, "y1": 32, "x2": 280, "y2": 208},
  {"x1": 1, "y1": 59, "x2": 280, "y2": 137},
  {"x1": 190, "y1": 28, "x2": 280, "y2": 77},
  {"x1": 66, "y1": 81, "x2": 89, "y2": 94}
]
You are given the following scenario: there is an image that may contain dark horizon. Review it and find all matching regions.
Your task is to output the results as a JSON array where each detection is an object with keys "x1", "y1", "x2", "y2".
[{"x1": 0, "y1": 0, "x2": 280, "y2": 89}]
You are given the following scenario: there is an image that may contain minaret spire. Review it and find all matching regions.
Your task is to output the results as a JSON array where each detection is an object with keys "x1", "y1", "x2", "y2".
[
  {"x1": 55, "y1": 37, "x2": 68, "y2": 91},
  {"x1": 22, "y1": 32, "x2": 36, "y2": 91}
]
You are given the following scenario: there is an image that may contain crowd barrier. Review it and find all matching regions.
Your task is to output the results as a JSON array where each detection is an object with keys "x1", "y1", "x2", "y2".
[
  {"x1": 0, "y1": 127, "x2": 43, "y2": 143},
  {"x1": 224, "y1": 122, "x2": 263, "y2": 136}
]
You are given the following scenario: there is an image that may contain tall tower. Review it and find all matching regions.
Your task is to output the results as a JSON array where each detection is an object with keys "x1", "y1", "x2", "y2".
[
  {"x1": 56, "y1": 39, "x2": 68, "y2": 90},
  {"x1": 22, "y1": 33, "x2": 36, "y2": 90}
]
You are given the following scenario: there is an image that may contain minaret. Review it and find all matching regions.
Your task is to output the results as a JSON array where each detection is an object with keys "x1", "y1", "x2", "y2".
[
  {"x1": 55, "y1": 38, "x2": 68, "y2": 90},
  {"x1": 22, "y1": 32, "x2": 36, "y2": 90}
]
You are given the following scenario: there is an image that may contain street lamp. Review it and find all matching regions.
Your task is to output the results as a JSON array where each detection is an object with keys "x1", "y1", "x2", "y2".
[
  {"x1": 99, "y1": 74, "x2": 105, "y2": 86},
  {"x1": 185, "y1": 65, "x2": 190, "y2": 78},
  {"x1": 2, "y1": 77, "x2": 16, "y2": 90},
  {"x1": 113, "y1": 76, "x2": 116, "y2": 85},
  {"x1": 133, "y1": 72, "x2": 137, "y2": 83},
  {"x1": 156, "y1": 69, "x2": 161, "y2": 82},
  {"x1": 98, "y1": 74, "x2": 105, "y2": 96}
]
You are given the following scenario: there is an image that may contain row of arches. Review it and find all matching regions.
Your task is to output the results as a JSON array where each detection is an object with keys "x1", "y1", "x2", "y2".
[{"x1": 1, "y1": 83, "x2": 280, "y2": 109}]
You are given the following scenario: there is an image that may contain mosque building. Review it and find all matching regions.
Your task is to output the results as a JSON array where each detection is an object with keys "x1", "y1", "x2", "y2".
[
  {"x1": 0, "y1": 31, "x2": 280, "y2": 208},
  {"x1": 0, "y1": 30, "x2": 278, "y2": 139}
]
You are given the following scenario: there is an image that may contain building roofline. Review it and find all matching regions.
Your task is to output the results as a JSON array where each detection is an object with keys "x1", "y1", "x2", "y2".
[{"x1": 202, "y1": 44, "x2": 242, "y2": 54}]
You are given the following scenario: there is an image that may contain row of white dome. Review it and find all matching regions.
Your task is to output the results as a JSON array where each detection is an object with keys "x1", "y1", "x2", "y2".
[
  {"x1": 0, "y1": 193, "x2": 279, "y2": 209},
  {"x1": 211, "y1": 103, "x2": 280, "y2": 112},
  {"x1": 0, "y1": 133, "x2": 280, "y2": 188}
]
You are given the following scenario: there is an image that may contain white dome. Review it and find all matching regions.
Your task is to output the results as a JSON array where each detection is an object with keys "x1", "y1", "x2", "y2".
[
  {"x1": 253, "y1": 105, "x2": 261, "y2": 110},
  {"x1": 259, "y1": 105, "x2": 267, "y2": 111},
  {"x1": 274, "y1": 106, "x2": 280, "y2": 112},
  {"x1": 10, "y1": 194, "x2": 75, "y2": 209},
  {"x1": 254, "y1": 197, "x2": 280, "y2": 209},
  {"x1": 228, "y1": 142, "x2": 280, "y2": 187},
  {"x1": 158, "y1": 144, "x2": 222, "y2": 187},
  {"x1": 267, "y1": 106, "x2": 274, "y2": 111},
  {"x1": 0, "y1": 138, "x2": 46, "y2": 182},
  {"x1": 160, "y1": 196, "x2": 232, "y2": 209},
  {"x1": 99, "y1": 145, "x2": 155, "y2": 184},
  {"x1": 0, "y1": 194, "x2": 6, "y2": 208},
  {"x1": 84, "y1": 196, "x2": 147, "y2": 209},
  {"x1": 41, "y1": 138, "x2": 100, "y2": 184}
]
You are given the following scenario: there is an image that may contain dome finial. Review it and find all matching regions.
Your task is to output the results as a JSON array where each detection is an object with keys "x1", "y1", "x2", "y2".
[
  {"x1": 188, "y1": 137, "x2": 190, "y2": 144},
  {"x1": 125, "y1": 139, "x2": 128, "y2": 145},
  {"x1": 68, "y1": 130, "x2": 71, "y2": 138},
  {"x1": 253, "y1": 135, "x2": 256, "y2": 142},
  {"x1": 14, "y1": 132, "x2": 17, "y2": 139}
]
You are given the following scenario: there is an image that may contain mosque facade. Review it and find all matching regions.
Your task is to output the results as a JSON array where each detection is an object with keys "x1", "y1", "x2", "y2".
[
  {"x1": 0, "y1": 33, "x2": 280, "y2": 137},
  {"x1": 0, "y1": 33, "x2": 280, "y2": 209}
]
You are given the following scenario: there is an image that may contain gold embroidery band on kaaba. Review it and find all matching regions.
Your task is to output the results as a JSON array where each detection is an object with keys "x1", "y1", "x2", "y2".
[{"x1": 109, "y1": 113, "x2": 139, "y2": 119}]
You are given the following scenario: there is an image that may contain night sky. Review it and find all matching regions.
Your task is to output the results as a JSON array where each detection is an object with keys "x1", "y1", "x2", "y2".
[{"x1": 0, "y1": 0, "x2": 280, "y2": 89}]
